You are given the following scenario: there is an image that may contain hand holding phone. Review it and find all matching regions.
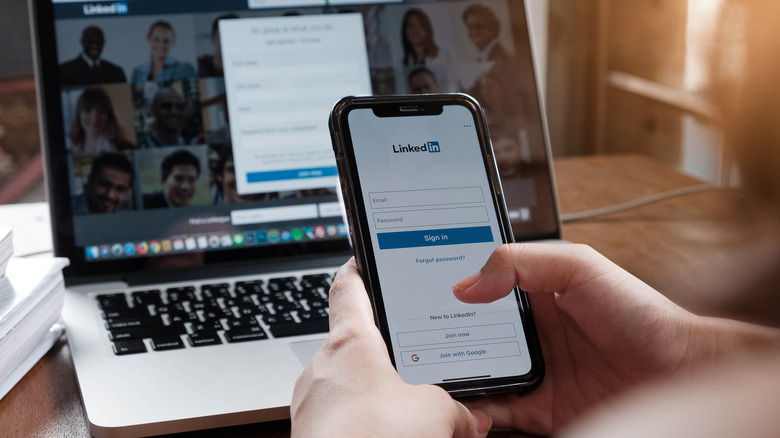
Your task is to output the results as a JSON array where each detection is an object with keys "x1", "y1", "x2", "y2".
[{"x1": 329, "y1": 94, "x2": 543, "y2": 397}]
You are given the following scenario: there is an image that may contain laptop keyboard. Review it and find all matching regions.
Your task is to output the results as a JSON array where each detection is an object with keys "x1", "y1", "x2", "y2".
[{"x1": 95, "y1": 272, "x2": 333, "y2": 355}]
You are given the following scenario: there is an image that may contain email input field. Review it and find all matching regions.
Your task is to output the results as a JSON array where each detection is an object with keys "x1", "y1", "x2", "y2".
[
  {"x1": 372, "y1": 206, "x2": 488, "y2": 229},
  {"x1": 369, "y1": 187, "x2": 484, "y2": 209}
]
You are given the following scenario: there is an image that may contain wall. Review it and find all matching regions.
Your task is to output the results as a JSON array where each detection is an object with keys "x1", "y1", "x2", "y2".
[
  {"x1": 527, "y1": 0, "x2": 549, "y2": 95},
  {"x1": 546, "y1": 0, "x2": 595, "y2": 157},
  {"x1": 0, "y1": 0, "x2": 35, "y2": 78}
]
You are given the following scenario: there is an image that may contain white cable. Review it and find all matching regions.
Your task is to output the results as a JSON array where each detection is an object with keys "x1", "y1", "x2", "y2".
[{"x1": 561, "y1": 184, "x2": 717, "y2": 223}]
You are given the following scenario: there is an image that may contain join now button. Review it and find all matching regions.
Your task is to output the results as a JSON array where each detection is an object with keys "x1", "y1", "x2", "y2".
[{"x1": 376, "y1": 226, "x2": 494, "y2": 250}]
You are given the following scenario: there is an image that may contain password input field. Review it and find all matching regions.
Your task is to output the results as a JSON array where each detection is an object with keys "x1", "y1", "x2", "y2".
[
  {"x1": 231, "y1": 204, "x2": 318, "y2": 225},
  {"x1": 369, "y1": 187, "x2": 484, "y2": 209},
  {"x1": 372, "y1": 206, "x2": 489, "y2": 229},
  {"x1": 248, "y1": 0, "x2": 326, "y2": 8}
]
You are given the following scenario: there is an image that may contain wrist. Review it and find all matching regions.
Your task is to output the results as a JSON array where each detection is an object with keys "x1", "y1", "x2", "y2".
[{"x1": 683, "y1": 313, "x2": 780, "y2": 373}]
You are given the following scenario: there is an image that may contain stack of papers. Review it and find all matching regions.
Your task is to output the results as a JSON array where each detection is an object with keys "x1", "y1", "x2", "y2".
[
  {"x1": 0, "y1": 203, "x2": 52, "y2": 257},
  {"x1": 0, "y1": 256, "x2": 69, "y2": 399},
  {"x1": 0, "y1": 227, "x2": 12, "y2": 277}
]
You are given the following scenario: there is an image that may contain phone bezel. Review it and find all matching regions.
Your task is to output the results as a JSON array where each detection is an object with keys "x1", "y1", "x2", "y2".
[{"x1": 329, "y1": 94, "x2": 544, "y2": 397}]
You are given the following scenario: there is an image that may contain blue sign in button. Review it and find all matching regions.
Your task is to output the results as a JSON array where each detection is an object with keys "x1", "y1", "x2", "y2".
[
  {"x1": 246, "y1": 166, "x2": 338, "y2": 183},
  {"x1": 377, "y1": 226, "x2": 493, "y2": 250}
]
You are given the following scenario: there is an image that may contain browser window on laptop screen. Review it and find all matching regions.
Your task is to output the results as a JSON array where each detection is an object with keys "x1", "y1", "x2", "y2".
[{"x1": 42, "y1": 0, "x2": 556, "y2": 280}]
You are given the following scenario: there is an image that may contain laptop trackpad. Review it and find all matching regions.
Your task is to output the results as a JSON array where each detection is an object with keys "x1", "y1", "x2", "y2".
[{"x1": 289, "y1": 339, "x2": 326, "y2": 367}]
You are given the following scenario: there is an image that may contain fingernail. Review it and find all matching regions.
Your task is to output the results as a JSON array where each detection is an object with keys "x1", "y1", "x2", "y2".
[
  {"x1": 452, "y1": 272, "x2": 481, "y2": 294},
  {"x1": 470, "y1": 410, "x2": 491, "y2": 435}
]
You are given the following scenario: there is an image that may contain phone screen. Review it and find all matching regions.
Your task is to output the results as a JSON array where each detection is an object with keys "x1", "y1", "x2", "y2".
[{"x1": 346, "y1": 104, "x2": 533, "y2": 386}]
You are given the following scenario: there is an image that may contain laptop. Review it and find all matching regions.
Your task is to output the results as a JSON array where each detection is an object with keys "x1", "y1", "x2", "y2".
[{"x1": 30, "y1": 0, "x2": 561, "y2": 436}]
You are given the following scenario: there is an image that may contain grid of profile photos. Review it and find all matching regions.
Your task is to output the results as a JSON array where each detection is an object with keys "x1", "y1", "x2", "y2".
[{"x1": 57, "y1": 1, "x2": 542, "y2": 218}]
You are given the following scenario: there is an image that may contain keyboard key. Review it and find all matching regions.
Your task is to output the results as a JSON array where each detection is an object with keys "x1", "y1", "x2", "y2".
[
  {"x1": 151, "y1": 335, "x2": 185, "y2": 351},
  {"x1": 191, "y1": 301, "x2": 223, "y2": 314},
  {"x1": 167, "y1": 311, "x2": 200, "y2": 324},
  {"x1": 264, "y1": 312, "x2": 294, "y2": 326},
  {"x1": 270, "y1": 292, "x2": 289, "y2": 303},
  {"x1": 113, "y1": 339, "x2": 147, "y2": 355},
  {"x1": 201, "y1": 283, "x2": 231, "y2": 299},
  {"x1": 105, "y1": 315, "x2": 163, "y2": 330},
  {"x1": 188, "y1": 332, "x2": 222, "y2": 347},
  {"x1": 225, "y1": 326, "x2": 268, "y2": 343},
  {"x1": 161, "y1": 302, "x2": 187, "y2": 314},
  {"x1": 293, "y1": 288, "x2": 324, "y2": 300},
  {"x1": 307, "y1": 299, "x2": 327, "y2": 310},
  {"x1": 109, "y1": 323, "x2": 186, "y2": 341},
  {"x1": 272, "y1": 301, "x2": 303, "y2": 313},
  {"x1": 299, "y1": 309, "x2": 329, "y2": 321},
  {"x1": 237, "y1": 304, "x2": 268, "y2": 318},
  {"x1": 97, "y1": 293, "x2": 128, "y2": 310},
  {"x1": 270, "y1": 319, "x2": 329, "y2": 338},
  {"x1": 300, "y1": 274, "x2": 332, "y2": 290},
  {"x1": 267, "y1": 277, "x2": 298, "y2": 293},
  {"x1": 226, "y1": 316, "x2": 259, "y2": 329},
  {"x1": 235, "y1": 280, "x2": 263, "y2": 295},
  {"x1": 167, "y1": 287, "x2": 197, "y2": 302},
  {"x1": 193, "y1": 319, "x2": 225, "y2": 332},
  {"x1": 203, "y1": 307, "x2": 233, "y2": 321},
  {"x1": 101, "y1": 306, "x2": 150, "y2": 320},
  {"x1": 132, "y1": 290, "x2": 163, "y2": 307}
]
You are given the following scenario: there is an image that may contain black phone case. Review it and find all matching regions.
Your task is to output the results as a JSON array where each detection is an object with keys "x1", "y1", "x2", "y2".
[{"x1": 329, "y1": 94, "x2": 544, "y2": 397}]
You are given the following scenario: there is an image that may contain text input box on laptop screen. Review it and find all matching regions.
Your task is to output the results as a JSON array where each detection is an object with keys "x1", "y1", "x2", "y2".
[{"x1": 220, "y1": 13, "x2": 372, "y2": 194}]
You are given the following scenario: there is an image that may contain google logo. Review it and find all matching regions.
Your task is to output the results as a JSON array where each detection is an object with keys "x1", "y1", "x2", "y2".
[{"x1": 411, "y1": 354, "x2": 419, "y2": 362}]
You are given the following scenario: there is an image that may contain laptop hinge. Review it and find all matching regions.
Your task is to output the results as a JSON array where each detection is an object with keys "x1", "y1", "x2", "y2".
[{"x1": 121, "y1": 253, "x2": 352, "y2": 287}]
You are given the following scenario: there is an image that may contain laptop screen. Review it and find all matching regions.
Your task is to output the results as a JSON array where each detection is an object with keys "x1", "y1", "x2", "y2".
[{"x1": 33, "y1": 0, "x2": 558, "y2": 280}]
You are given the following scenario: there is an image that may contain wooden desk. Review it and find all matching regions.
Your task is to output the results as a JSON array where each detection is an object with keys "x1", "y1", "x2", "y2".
[
  {"x1": 555, "y1": 154, "x2": 776, "y2": 321},
  {"x1": 0, "y1": 154, "x2": 767, "y2": 437}
]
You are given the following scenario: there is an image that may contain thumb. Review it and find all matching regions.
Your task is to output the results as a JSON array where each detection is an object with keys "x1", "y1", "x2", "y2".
[
  {"x1": 452, "y1": 243, "x2": 618, "y2": 303},
  {"x1": 327, "y1": 257, "x2": 377, "y2": 331},
  {"x1": 451, "y1": 401, "x2": 492, "y2": 438}
]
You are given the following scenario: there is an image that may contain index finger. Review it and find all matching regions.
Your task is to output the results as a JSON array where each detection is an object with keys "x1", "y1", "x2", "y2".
[{"x1": 328, "y1": 258, "x2": 377, "y2": 331}]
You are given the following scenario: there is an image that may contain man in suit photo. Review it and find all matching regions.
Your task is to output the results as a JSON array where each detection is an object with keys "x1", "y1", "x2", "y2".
[{"x1": 59, "y1": 25, "x2": 127, "y2": 87}]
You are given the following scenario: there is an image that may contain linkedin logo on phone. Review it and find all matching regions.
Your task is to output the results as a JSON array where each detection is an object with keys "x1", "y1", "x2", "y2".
[{"x1": 391, "y1": 140, "x2": 441, "y2": 154}]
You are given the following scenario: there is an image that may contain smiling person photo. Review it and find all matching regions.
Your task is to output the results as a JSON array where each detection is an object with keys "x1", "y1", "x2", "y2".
[{"x1": 131, "y1": 20, "x2": 196, "y2": 84}]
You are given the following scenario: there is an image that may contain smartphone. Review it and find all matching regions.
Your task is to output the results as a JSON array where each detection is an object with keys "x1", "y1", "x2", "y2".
[{"x1": 329, "y1": 94, "x2": 544, "y2": 397}]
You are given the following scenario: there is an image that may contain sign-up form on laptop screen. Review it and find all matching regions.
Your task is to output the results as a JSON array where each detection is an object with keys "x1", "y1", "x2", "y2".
[{"x1": 220, "y1": 13, "x2": 372, "y2": 194}]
